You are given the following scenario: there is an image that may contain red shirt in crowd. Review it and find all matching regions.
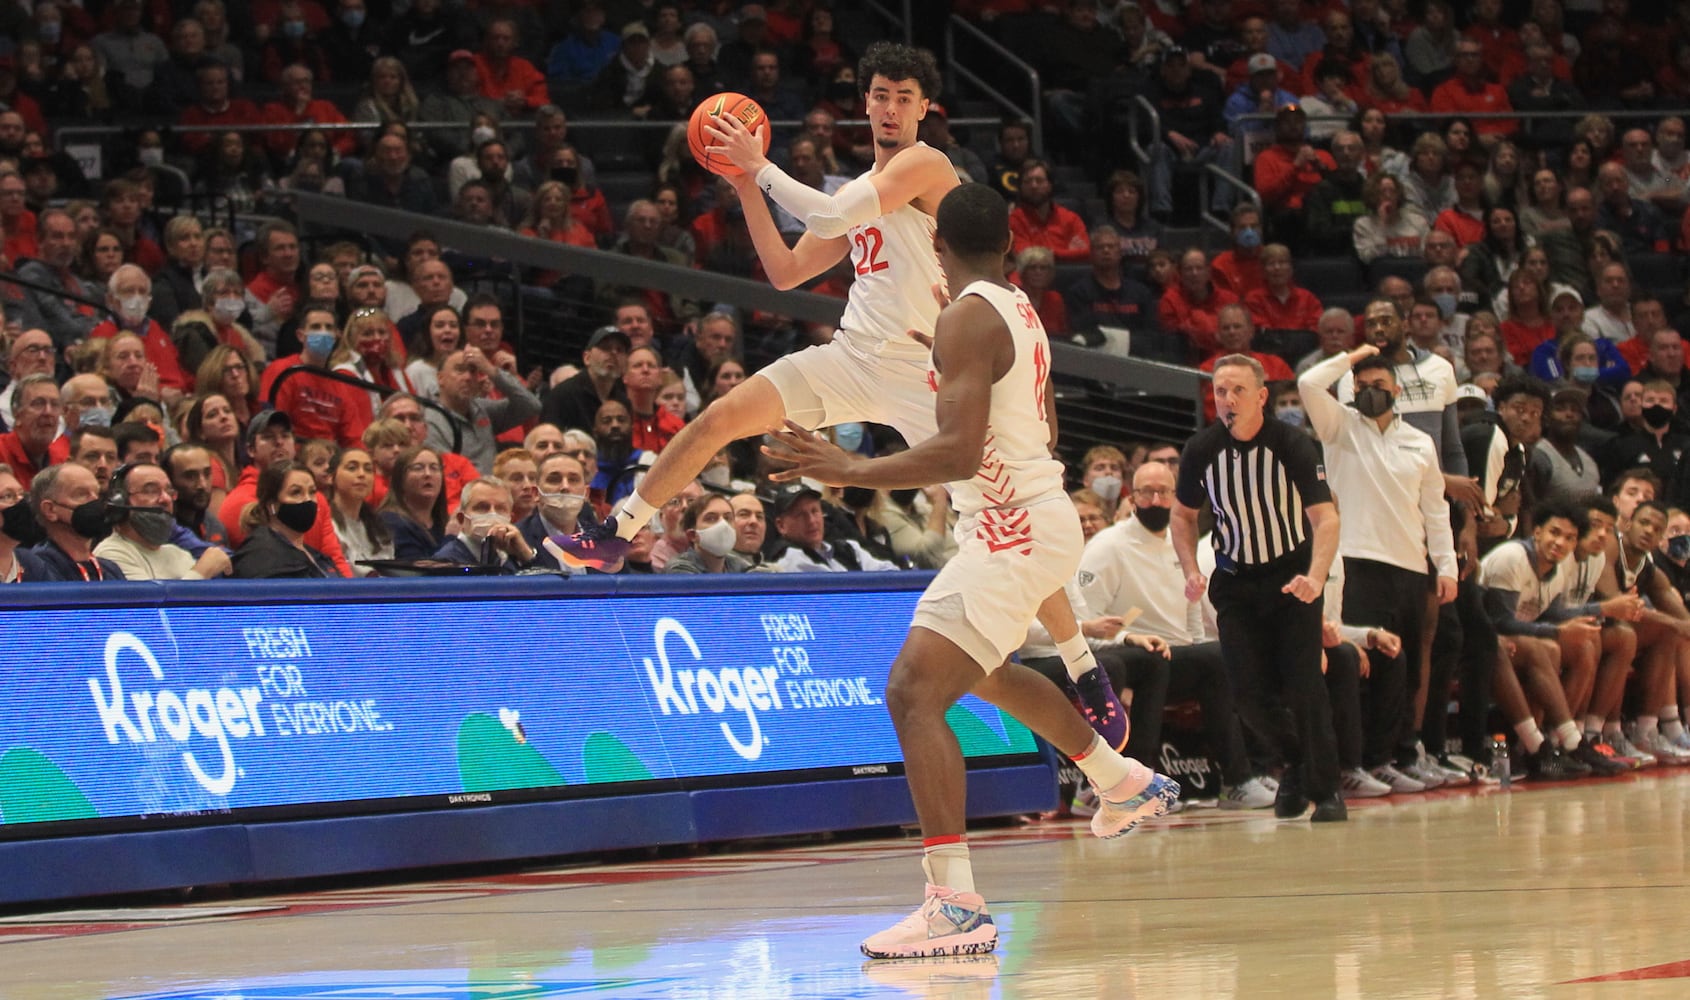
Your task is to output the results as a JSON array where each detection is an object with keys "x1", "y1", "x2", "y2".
[
  {"x1": 631, "y1": 406, "x2": 685, "y2": 454},
  {"x1": 263, "y1": 354, "x2": 370, "y2": 448},
  {"x1": 262, "y1": 99, "x2": 357, "y2": 157},
  {"x1": 1253, "y1": 143, "x2": 1335, "y2": 212},
  {"x1": 177, "y1": 99, "x2": 265, "y2": 156},
  {"x1": 1245, "y1": 285, "x2": 1324, "y2": 332},
  {"x1": 1501, "y1": 318, "x2": 1556, "y2": 366},
  {"x1": 0, "y1": 432, "x2": 68, "y2": 489},
  {"x1": 474, "y1": 53, "x2": 549, "y2": 111},
  {"x1": 219, "y1": 464, "x2": 353, "y2": 577},
  {"x1": 3, "y1": 209, "x2": 37, "y2": 262},
  {"x1": 1433, "y1": 207, "x2": 1486, "y2": 247},
  {"x1": 1429, "y1": 78, "x2": 1516, "y2": 136},
  {"x1": 1211, "y1": 250, "x2": 1266, "y2": 299},
  {"x1": 1009, "y1": 202, "x2": 1091, "y2": 263},
  {"x1": 1159, "y1": 283, "x2": 1240, "y2": 357},
  {"x1": 89, "y1": 318, "x2": 191, "y2": 392}
]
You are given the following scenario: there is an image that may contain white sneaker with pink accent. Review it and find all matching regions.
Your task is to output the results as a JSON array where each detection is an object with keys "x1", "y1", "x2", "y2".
[{"x1": 860, "y1": 884, "x2": 998, "y2": 959}]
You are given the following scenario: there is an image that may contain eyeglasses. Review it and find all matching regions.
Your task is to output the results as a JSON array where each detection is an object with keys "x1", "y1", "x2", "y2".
[
  {"x1": 21, "y1": 397, "x2": 62, "y2": 411},
  {"x1": 392, "y1": 412, "x2": 425, "y2": 424},
  {"x1": 130, "y1": 484, "x2": 177, "y2": 501},
  {"x1": 223, "y1": 363, "x2": 247, "y2": 375},
  {"x1": 406, "y1": 462, "x2": 442, "y2": 474},
  {"x1": 0, "y1": 491, "x2": 21, "y2": 506},
  {"x1": 563, "y1": 448, "x2": 594, "y2": 460},
  {"x1": 15, "y1": 343, "x2": 53, "y2": 356},
  {"x1": 1132, "y1": 487, "x2": 1174, "y2": 501}
]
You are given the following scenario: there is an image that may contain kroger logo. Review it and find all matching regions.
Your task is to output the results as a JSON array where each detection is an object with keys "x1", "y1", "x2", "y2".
[
  {"x1": 88, "y1": 632, "x2": 266, "y2": 796},
  {"x1": 642, "y1": 618, "x2": 784, "y2": 761}
]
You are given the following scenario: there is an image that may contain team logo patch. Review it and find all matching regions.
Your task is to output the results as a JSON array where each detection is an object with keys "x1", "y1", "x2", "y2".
[
  {"x1": 1077, "y1": 570, "x2": 1095, "y2": 587},
  {"x1": 1315, "y1": 464, "x2": 1327, "y2": 481}
]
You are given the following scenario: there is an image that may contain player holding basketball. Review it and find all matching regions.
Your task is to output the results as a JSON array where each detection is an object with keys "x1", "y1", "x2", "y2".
[
  {"x1": 551, "y1": 43, "x2": 1129, "y2": 747},
  {"x1": 765, "y1": 183, "x2": 1179, "y2": 959}
]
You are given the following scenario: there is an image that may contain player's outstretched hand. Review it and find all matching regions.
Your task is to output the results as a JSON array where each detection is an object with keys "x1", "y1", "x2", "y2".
[
  {"x1": 704, "y1": 113, "x2": 771, "y2": 176},
  {"x1": 762, "y1": 419, "x2": 861, "y2": 486}
]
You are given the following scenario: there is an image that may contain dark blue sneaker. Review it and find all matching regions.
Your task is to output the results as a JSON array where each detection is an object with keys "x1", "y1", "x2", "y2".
[
  {"x1": 1064, "y1": 665, "x2": 1129, "y2": 753},
  {"x1": 544, "y1": 516, "x2": 631, "y2": 571}
]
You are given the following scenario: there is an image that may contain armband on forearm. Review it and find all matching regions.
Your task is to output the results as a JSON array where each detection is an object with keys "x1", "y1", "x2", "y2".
[{"x1": 755, "y1": 166, "x2": 882, "y2": 240}]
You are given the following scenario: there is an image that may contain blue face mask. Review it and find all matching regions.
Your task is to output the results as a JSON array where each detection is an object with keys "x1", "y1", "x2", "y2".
[
  {"x1": 341, "y1": 9, "x2": 366, "y2": 29},
  {"x1": 1570, "y1": 365, "x2": 1599, "y2": 383},
  {"x1": 1276, "y1": 406, "x2": 1307, "y2": 427},
  {"x1": 834, "y1": 422, "x2": 865, "y2": 452},
  {"x1": 305, "y1": 331, "x2": 337, "y2": 360},
  {"x1": 1236, "y1": 226, "x2": 1262, "y2": 250},
  {"x1": 1432, "y1": 293, "x2": 1458, "y2": 319},
  {"x1": 281, "y1": 19, "x2": 306, "y2": 39},
  {"x1": 1669, "y1": 534, "x2": 1690, "y2": 562}
]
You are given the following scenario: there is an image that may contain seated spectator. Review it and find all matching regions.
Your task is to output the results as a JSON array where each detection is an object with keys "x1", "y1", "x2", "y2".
[
  {"x1": 881, "y1": 483, "x2": 956, "y2": 570},
  {"x1": 1597, "y1": 379, "x2": 1690, "y2": 489},
  {"x1": 725, "y1": 491, "x2": 770, "y2": 567},
  {"x1": 1582, "y1": 262, "x2": 1638, "y2": 345},
  {"x1": 68, "y1": 424, "x2": 117, "y2": 493},
  {"x1": 1431, "y1": 39, "x2": 1516, "y2": 140},
  {"x1": 524, "y1": 424, "x2": 566, "y2": 462},
  {"x1": 176, "y1": 60, "x2": 262, "y2": 159},
  {"x1": 385, "y1": 237, "x2": 467, "y2": 323},
  {"x1": 16, "y1": 209, "x2": 100, "y2": 353},
  {"x1": 1223, "y1": 53, "x2": 1301, "y2": 146},
  {"x1": 663, "y1": 493, "x2": 753, "y2": 574},
  {"x1": 1008, "y1": 160, "x2": 1089, "y2": 264},
  {"x1": 0, "y1": 374, "x2": 69, "y2": 488},
  {"x1": 1198, "y1": 305, "x2": 1296, "y2": 419},
  {"x1": 1353, "y1": 173, "x2": 1429, "y2": 264},
  {"x1": 598, "y1": 200, "x2": 697, "y2": 336},
  {"x1": 1244, "y1": 244, "x2": 1323, "y2": 335},
  {"x1": 1520, "y1": 169, "x2": 1572, "y2": 240},
  {"x1": 1012, "y1": 246, "x2": 1068, "y2": 337},
  {"x1": 1433, "y1": 160, "x2": 1487, "y2": 249},
  {"x1": 1210, "y1": 206, "x2": 1266, "y2": 299},
  {"x1": 418, "y1": 50, "x2": 503, "y2": 166},
  {"x1": 1304, "y1": 130, "x2": 1367, "y2": 255},
  {"x1": 332, "y1": 307, "x2": 414, "y2": 422},
  {"x1": 162, "y1": 443, "x2": 229, "y2": 548},
  {"x1": 1145, "y1": 46, "x2": 1232, "y2": 220},
  {"x1": 0, "y1": 330, "x2": 56, "y2": 429},
  {"x1": 323, "y1": 0, "x2": 381, "y2": 84},
  {"x1": 263, "y1": 63, "x2": 355, "y2": 160},
  {"x1": 1296, "y1": 307, "x2": 1356, "y2": 374},
  {"x1": 1501, "y1": 272, "x2": 1556, "y2": 367},
  {"x1": 216, "y1": 410, "x2": 351, "y2": 576},
  {"x1": 90, "y1": 264, "x2": 188, "y2": 405},
  {"x1": 766, "y1": 485, "x2": 897, "y2": 573},
  {"x1": 425, "y1": 347, "x2": 541, "y2": 474},
  {"x1": 1400, "y1": 133, "x2": 1455, "y2": 216},
  {"x1": 378, "y1": 444, "x2": 448, "y2": 559},
  {"x1": 113, "y1": 420, "x2": 164, "y2": 467},
  {"x1": 432, "y1": 476, "x2": 537, "y2": 571},
  {"x1": 232, "y1": 460, "x2": 336, "y2": 578},
  {"x1": 265, "y1": 305, "x2": 368, "y2": 448},
  {"x1": 1530, "y1": 385, "x2": 1602, "y2": 506},
  {"x1": 349, "y1": 133, "x2": 439, "y2": 217},
  {"x1": 1078, "y1": 444, "x2": 1126, "y2": 520},
  {"x1": 491, "y1": 449, "x2": 539, "y2": 527},
  {"x1": 1354, "y1": 108, "x2": 1406, "y2": 180},
  {"x1": 518, "y1": 450, "x2": 594, "y2": 573},
  {"x1": 623, "y1": 345, "x2": 684, "y2": 455},
  {"x1": 1637, "y1": 327, "x2": 1690, "y2": 413},
  {"x1": 405, "y1": 303, "x2": 461, "y2": 402},
  {"x1": 1252, "y1": 103, "x2": 1334, "y2": 233},
  {"x1": 0, "y1": 462, "x2": 46, "y2": 581},
  {"x1": 28, "y1": 462, "x2": 123, "y2": 581},
  {"x1": 352, "y1": 57, "x2": 421, "y2": 144},
  {"x1": 1159, "y1": 248, "x2": 1239, "y2": 358},
  {"x1": 1462, "y1": 206, "x2": 1529, "y2": 313},
  {"x1": 95, "y1": 461, "x2": 229, "y2": 580},
  {"x1": 475, "y1": 18, "x2": 547, "y2": 116},
  {"x1": 1065, "y1": 225, "x2": 1158, "y2": 346},
  {"x1": 1596, "y1": 161, "x2": 1670, "y2": 256},
  {"x1": 519, "y1": 180, "x2": 596, "y2": 288},
  {"x1": 378, "y1": 392, "x2": 477, "y2": 512},
  {"x1": 1298, "y1": 59, "x2": 1359, "y2": 143},
  {"x1": 1094, "y1": 170, "x2": 1164, "y2": 270}
]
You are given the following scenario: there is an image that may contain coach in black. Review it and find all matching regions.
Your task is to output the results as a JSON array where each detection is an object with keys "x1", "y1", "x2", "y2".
[{"x1": 1171, "y1": 353, "x2": 1346, "y2": 822}]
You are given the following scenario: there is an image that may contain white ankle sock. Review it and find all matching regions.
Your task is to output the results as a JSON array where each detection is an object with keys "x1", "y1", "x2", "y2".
[
  {"x1": 1554, "y1": 721, "x2": 1582, "y2": 750},
  {"x1": 922, "y1": 837, "x2": 974, "y2": 894},
  {"x1": 1604, "y1": 720, "x2": 1624, "y2": 738},
  {"x1": 1056, "y1": 632, "x2": 1098, "y2": 682},
  {"x1": 1073, "y1": 734, "x2": 1148, "y2": 800},
  {"x1": 615, "y1": 494, "x2": 659, "y2": 541},
  {"x1": 1583, "y1": 714, "x2": 1603, "y2": 736},
  {"x1": 1514, "y1": 720, "x2": 1545, "y2": 754},
  {"x1": 1638, "y1": 714, "x2": 1660, "y2": 735},
  {"x1": 1663, "y1": 714, "x2": 1686, "y2": 741}
]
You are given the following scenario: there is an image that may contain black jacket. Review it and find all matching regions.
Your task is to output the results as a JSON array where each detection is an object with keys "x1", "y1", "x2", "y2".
[{"x1": 232, "y1": 525, "x2": 333, "y2": 579}]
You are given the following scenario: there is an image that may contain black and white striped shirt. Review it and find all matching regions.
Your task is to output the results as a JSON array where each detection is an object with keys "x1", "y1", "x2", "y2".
[{"x1": 1176, "y1": 419, "x2": 1333, "y2": 569}]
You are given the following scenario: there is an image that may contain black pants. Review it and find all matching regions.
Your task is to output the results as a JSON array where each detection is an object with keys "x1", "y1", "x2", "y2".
[
  {"x1": 1325, "y1": 640, "x2": 1365, "y2": 771},
  {"x1": 1342, "y1": 557, "x2": 1428, "y2": 770},
  {"x1": 1099, "y1": 641, "x2": 1252, "y2": 787},
  {"x1": 1211, "y1": 565, "x2": 1340, "y2": 798},
  {"x1": 1425, "y1": 576, "x2": 1498, "y2": 759}
]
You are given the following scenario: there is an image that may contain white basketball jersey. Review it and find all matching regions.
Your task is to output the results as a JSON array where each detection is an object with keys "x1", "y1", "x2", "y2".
[
  {"x1": 942, "y1": 281, "x2": 1067, "y2": 521},
  {"x1": 836, "y1": 143, "x2": 952, "y2": 363}
]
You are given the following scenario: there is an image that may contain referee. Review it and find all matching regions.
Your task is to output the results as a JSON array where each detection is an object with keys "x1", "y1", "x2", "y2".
[{"x1": 1172, "y1": 353, "x2": 1345, "y2": 823}]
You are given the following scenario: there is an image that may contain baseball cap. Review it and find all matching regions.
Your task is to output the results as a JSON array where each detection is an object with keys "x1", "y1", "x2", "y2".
[
  {"x1": 1161, "y1": 45, "x2": 1188, "y2": 64},
  {"x1": 1247, "y1": 53, "x2": 1277, "y2": 75},
  {"x1": 622, "y1": 21, "x2": 650, "y2": 40},
  {"x1": 1454, "y1": 384, "x2": 1491, "y2": 406},
  {"x1": 928, "y1": 102, "x2": 948, "y2": 119},
  {"x1": 1550, "y1": 382, "x2": 1589, "y2": 407},
  {"x1": 585, "y1": 325, "x2": 631, "y2": 351},
  {"x1": 447, "y1": 49, "x2": 476, "y2": 66},
  {"x1": 247, "y1": 409, "x2": 294, "y2": 444},
  {"x1": 771, "y1": 484, "x2": 822, "y2": 517},
  {"x1": 1548, "y1": 283, "x2": 1583, "y2": 307}
]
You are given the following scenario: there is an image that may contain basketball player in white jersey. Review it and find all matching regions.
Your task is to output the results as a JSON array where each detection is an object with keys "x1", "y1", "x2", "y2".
[
  {"x1": 551, "y1": 43, "x2": 1131, "y2": 750},
  {"x1": 766, "y1": 184, "x2": 1178, "y2": 959}
]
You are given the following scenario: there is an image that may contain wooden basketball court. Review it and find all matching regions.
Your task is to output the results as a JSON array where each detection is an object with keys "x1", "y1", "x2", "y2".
[{"x1": 4, "y1": 772, "x2": 1687, "y2": 999}]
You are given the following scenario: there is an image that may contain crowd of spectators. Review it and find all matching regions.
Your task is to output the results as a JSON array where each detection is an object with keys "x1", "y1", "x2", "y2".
[{"x1": 3, "y1": 1, "x2": 1690, "y2": 806}]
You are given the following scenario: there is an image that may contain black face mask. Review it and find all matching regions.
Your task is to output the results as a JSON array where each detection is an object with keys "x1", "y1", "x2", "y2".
[
  {"x1": 550, "y1": 166, "x2": 579, "y2": 186},
  {"x1": 830, "y1": 81, "x2": 858, "y2": 102},
  {"x1": 1354, "y1": 386, "x2": 1395, "y2": 419},
  {"x1": 842, "y1": 486, "x2": 876, "y2": 510},
  {"x1": 70, "y1": 498, "x2": 112, "y2": 539},
  {"x1": 118, "y1": 506, "x2": 176, "y2": 547},
  {"x1": 1134, "y1": 504, "x2": 1172, "y2": 532},
  {"x1": 275, "y1": 499, "x2": 318, "y2": 534},
  {"x1": 1, "y1": 501, "x2": 45, "y2": 547},
  {"x1": 1643, "y1": 404, "x2": 1674, "y2": 429},
  {"x1": 890, "y1": 488, "x2": 919, "y2": 507}
]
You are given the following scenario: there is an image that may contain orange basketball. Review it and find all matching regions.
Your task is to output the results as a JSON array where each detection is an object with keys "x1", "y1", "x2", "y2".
[{"x1": 688, "y1": 92, "x2": 771, "y2": 177}]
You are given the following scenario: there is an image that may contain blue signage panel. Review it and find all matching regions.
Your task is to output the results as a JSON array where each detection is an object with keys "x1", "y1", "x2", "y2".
[{"x1": 0, "y1": 580, "x2": 1037, "y2": 835}]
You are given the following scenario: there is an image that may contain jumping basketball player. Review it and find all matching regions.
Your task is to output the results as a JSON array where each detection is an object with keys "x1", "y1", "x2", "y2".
[
  {"x1": 765, "y1": 183, "x2": 1179, "y2": 959},
  {"x1": 549, "y1": 43, "x2": 1128, "y2": 747}
]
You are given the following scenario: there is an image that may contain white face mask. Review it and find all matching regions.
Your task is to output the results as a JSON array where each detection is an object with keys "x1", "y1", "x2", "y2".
[
  {"x1": 466, "y1": 511, "x2": 510, "y2": 542},
  {"x1": 138, "y1": 147, "x2": 165, "y2": 167},
  {"x1": 213, "y1": 297, "x2": 245, "y2": 322},
  {"x1": 540, "y1": 491, "x2": 586, "y2": 517},
  {"x1": 472, "y1": 126, "x2": 497, "y2": 146},
  {"x1": 1090, "y1": 475, "x2": 1123, "y2": 504},
  {"x1": 694, "y1": 518, "x2": 737, "y2": 558},
  {"x1": 119, "y1": 294, "x2": 151, "y2": 324},
  {"x1": 701, "y1": 464, "x2": 731, "y2": 488}
]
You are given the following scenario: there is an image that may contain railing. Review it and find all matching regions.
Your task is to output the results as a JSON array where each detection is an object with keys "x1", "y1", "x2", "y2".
[
  {"x1": 1049, "y1": 343, "x2": 1208, "y2": 454},
  {"x1": 862, "y1": 0, "x2": 914, "y2": 45},
  {"x1": 266, "y1": 363, "x2": 463, "y2": 455},
  {"x1": 1201, "y1": 163, "x2": 1263, "y2": 235},
  {"x1": 943, "y1": 15, "x2": 1044, "y2": 157}
]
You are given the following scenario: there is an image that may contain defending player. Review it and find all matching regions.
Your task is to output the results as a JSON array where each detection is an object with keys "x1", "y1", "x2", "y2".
[
  {"x1": 550, "y1": 43, "x2": 1128, "y2": 748},
  {"x1": 765, "y1": 183, "x2": 1179, "y2": 959}
]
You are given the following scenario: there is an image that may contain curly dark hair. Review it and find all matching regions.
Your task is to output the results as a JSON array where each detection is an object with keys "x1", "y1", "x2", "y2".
[{"x1": 858, "y1": 42, "x2": 942, "y2": 101}]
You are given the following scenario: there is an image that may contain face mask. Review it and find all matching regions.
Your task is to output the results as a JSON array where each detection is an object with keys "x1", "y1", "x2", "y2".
[
  {"x1": 1570, "y1": 365, "x2": 1599, "y2": 384},
  {"x1": 890, "y1": 488, "x2": 919, "y2": 507},
  {"x1": 1354, "y1": 385, "x2": 1395, "y2": 418},
  {"x1": 281, "y1": 19, "x2": 306, "y2": 39},
  {"x1": 1134, "y1": 504, "x2": 1172, "y2": 532},
  {"x1": 304, "y1": 331, "x2": 338, "y2": 360},
  {"x1": 1276, "y1": 406, "x2": 1307, "y2": 427},
  {"x1": 1643, "y1": 404, "x2": 1674, "y2": 429},
  {"x1": 70, "y1": 498, "x2": 111, "y2": 539},
  {"x1": 138, "y1": 147, "x2": 164, "y2": 167},
  {"x1": 833, "y1": 422, "x2": 865, "y2": 452},
  {"x1": 551, "y1": 166, "x2": 579, "y2": 186},
  {"x1": 123, "y1": 506, "x2": 176, "y2": 547},
  {"x1": 701, "y1": 464, "x2": 731, "y2": 488},
  {"x1": 341, "y1": 9, "x2": 366, "y2": 28},
  {"x1": 1432, "y1": 293, "x2": 1458, "y2": 319},
  {"x1": 119, "y1": 294, "x2": 150, "y2": 325},
  {"x1": 1090, "y1": 475, "x2": 1122, "y2": 504},
  {"x1": 39, "y1": 21, "x2": 61, "y2": 43},
  {"x1": 472, "y1": 126, "x2": 497, "y2": 146},
  {"x1": 275, "y1": 499, "x2": 318, "y2": 534},
  {"x1": 830, "y1": 80, "x2": 858, "y2": 102},
  {"x1": 79, "y1": 405, "x2": 114, "y2": 428},
  {"x1": 694, "y1": 518, "x2": 737, "y2": 557},
  {"x1": 1236, "y1": 226, "x2": 1262, "y2": 250},
  {"x1": 466, "y1": 511, "x2": 510, "y2": 542},
  {"x1": 1669, "y1": 534, "x2": 1690, "y2": 561},
  {"x1": 540, "y1": 491, "x2": 585, "y2": 517},
  {"x1": 214, "y1": 298, "x2": 244, "y2": 323},
  {"x1": 1, "y1": 500, "x2": 44, "y2": 547}
]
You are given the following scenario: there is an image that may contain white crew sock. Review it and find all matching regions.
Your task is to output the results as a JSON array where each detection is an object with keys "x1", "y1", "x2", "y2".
[
  {"x1": 614, "y1": 493, "x2": 659, "y2": 541},
  {"x1": 1056, "y1": 631, "x2": 1099, "y2": 683},
  {"x1": 1637, "y1": 714, "x2": 1659, "y2": 736},
  {"x1": 1514, "y1": 719, "x2": 1545, "y2": 754},
  {"x1": 1583, "y1": 714, "x2": 1604, "y2": 737},
  {"x1": 921, "y1": 837, "x2": 974, "y2": 894},
  {"x1": 1662, "y1": 710, "x2": 1686, "y2": 741},
  {"x1": 1072, "y1": 734, "x2": 1149, "y2": 800},
  {"x1": 1554, "y1": 720, "x2": 1582, "y2": 751}
]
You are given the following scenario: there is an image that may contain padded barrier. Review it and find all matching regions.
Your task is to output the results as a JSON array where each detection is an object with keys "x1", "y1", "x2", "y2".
[{"x1": 0, "y1": 574, "x2": 1053, "y2": 905}]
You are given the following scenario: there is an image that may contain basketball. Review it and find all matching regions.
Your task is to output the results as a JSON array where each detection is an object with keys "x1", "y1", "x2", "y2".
[{"x1": 688, "y1": 92, "x2": 771, "y2": 177}]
